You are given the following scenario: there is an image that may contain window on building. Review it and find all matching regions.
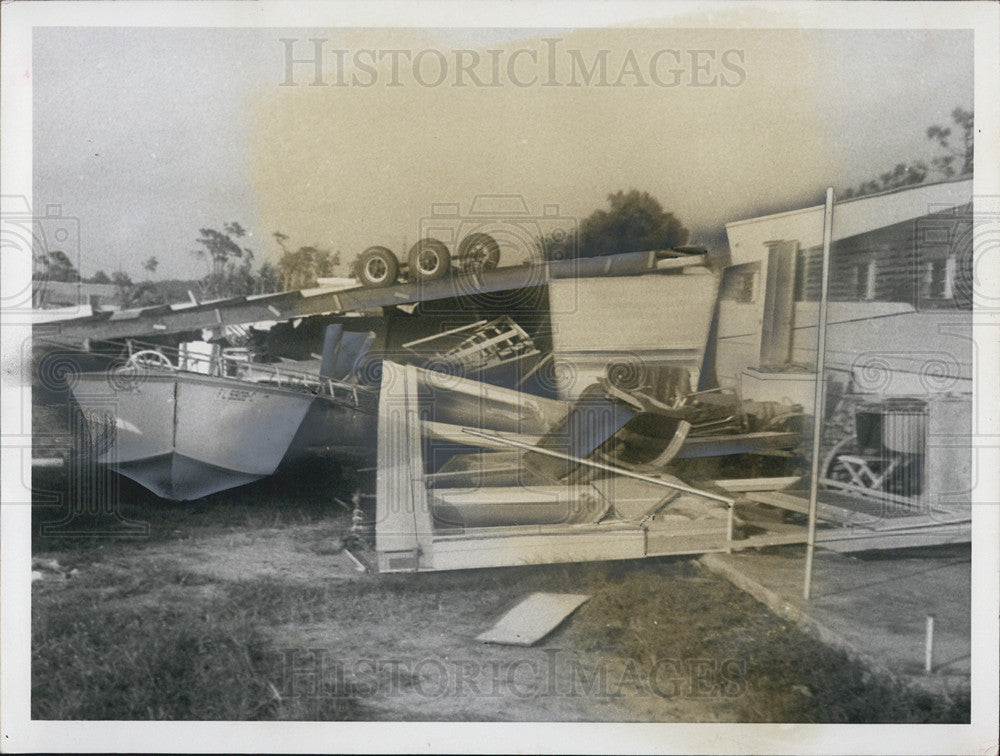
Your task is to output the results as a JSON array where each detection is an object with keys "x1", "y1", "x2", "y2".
[
  {"x1": 720, "y1": 262, "x2": 759, "y2": 303},
  {"x1": 849, "y1": 259, "x2": 877, "y2": 300},
  {"x1": 794, "y1": 246, "x2": 821, "y2": 302},
  {"x1": 920, "y1": 256, "x2": 955, "y2": 301}
]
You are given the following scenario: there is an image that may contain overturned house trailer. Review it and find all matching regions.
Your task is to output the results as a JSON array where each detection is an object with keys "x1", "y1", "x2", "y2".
[
  {"x1": 371, "y1": 258, "x2": 811, "y2": 571},
  {"x1": 374, "y1": 362, "x2": 738, "y2": 572},
  {"x1": 372, "y1": 179, "x2": 976, "y2": 571}
]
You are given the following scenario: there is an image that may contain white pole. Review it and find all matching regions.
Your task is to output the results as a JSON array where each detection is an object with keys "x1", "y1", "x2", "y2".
[
  {"x1": 804, "y1": 188, "x2": 835, "y2": 600},
  {"x1": 925, "y1": 615, "x2": 935, "y2": 673}
]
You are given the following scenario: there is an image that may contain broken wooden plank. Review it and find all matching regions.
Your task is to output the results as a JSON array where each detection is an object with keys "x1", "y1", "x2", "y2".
[
  {"x1": 477, "y1": 593, "x2": 591, "y2": 646},
  {"x1": 745, "y1": 490, "x2": 879, "y2": 525},
  {"x1": 733, "y1": 531, "x2": 810, "y2": 549},
  {"x1": 424, "y1": 420, "x2": 543, "y2": 450},
  {"x1": 431, "y1": 519, "x2": 638, "y2": 540},
  {"x1": 863, "y1": 512, "x2": 971, "y2": 532},
  {"x1": 713, "y1": 476, "x2": 802, "y2": 493},
  {"x1": 675, "y1": 431, "x2": 799, "y2": 458},
  {"x1": 819, "y1": 522, "x2": 971, "y2": 552},
  {"x1": 645, "y1": 527, "x2": 733, "y2": 556}
]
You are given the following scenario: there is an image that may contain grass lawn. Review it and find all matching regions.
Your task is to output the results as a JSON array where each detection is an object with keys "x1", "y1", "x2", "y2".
[{"x1": 31, "y1": 463, "x2": 969, "y2": 722}]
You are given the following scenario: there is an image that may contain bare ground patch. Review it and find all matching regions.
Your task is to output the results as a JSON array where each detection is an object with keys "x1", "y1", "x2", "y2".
[{"x1": 32, "y1": 498, "x2": 969, "y2": 722}]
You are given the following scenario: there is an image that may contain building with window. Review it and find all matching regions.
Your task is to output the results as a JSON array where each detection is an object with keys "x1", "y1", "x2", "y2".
[
  {"x1": 713, "y1": 177, "x2": 973, "y2": 403},
  {"x1": 711, "y1": 177, "x2": 973, "y2": 516}
]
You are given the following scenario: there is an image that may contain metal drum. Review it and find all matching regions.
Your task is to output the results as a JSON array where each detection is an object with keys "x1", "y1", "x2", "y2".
[
  {"x1": 880, "y1": 398, "x2": 927, "y2": 455},
  {"x1": 854, "y1": 402, "x2": 884, "y2": 454}
]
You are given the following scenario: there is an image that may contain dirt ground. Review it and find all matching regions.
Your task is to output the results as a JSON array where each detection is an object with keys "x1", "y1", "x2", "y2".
[
  {"x1": 31, "y1": 510, "x2": 740, "y2": 721},
  {"x1": 30, "y1": 464, "x2": 969, "y2": 723}
]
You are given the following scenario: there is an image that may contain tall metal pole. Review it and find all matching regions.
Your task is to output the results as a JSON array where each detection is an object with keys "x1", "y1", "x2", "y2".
[{"x1": 804, "y1": 187, "x2": 835, "y2": 600}]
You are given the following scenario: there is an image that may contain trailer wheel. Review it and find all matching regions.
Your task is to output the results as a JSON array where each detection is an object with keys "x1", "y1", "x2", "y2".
[
  {"x1": 357, "y1": 246, "x2": 399, "y2": 288},
  {"x1": 458, "y1": 232, "x2": 500, "y2": 273},
  {"x1": 407, "y1": 238, "x2": 451, "y2": 281}
]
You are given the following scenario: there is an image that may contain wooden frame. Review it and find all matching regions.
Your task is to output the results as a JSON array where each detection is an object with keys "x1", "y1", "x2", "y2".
[{"x1": 374, "y1": 362, "x2": 737, "y2": 572}]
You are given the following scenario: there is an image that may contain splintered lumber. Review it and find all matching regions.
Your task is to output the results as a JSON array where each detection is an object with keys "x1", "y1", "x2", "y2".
[
  {"x1": 713, "y1": 476, "x2": 802, "y2": 493},
  {"x1": 427, "y1": 527, "x2": 649, "y2": 570},
  {"x1": 477, "y1": 593, "x2": 591, "y2": 646},
  {"x1": 740, "y1": 489, "x2": 971, "y2": 552},
  {"x1": 377, "y1": 361, "x2": 742, "y2": 572},
  {"x1": 818, "y1": 522, "x2": 971, "y2": 552},
  {"x1": 744, "y1": 490, "x2": 879, "y2": 525},
  {"x1": 729, "y1": 518, "x2": 971, "y2": 552},
  {"x1": 461, "y1": 428, "x2": 736, "y2": 551}
]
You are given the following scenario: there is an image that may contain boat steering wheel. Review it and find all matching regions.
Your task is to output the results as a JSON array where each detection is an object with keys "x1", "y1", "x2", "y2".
[{"x1": 126, "y1": 349, "x2": 175, "y2": 371}]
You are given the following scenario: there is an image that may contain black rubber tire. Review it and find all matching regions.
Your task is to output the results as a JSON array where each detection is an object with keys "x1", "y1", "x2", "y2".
[
  {"x1": 356, "y1": 246, "x2": 399, "y2": 288},
  {"x1": 407, "y1": 238, "x2": 451, "y2": 281},
  {"x1": 457, "y1": 232, "x2": 501, "y2": 272}
]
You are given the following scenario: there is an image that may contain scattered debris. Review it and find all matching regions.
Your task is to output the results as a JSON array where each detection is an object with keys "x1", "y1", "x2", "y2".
[
  {"x1": 31, "y1": 557, "x2": 79, "y2": 582},
  {"x1": 375, "y1": 362, "x2": 736, "y2": 572},
  {"x1": 477, "y1": 592, "x2": 591, "y2": 646},
  {"x1": 403, "y1": 315, "x2": 541, "y2": 380}
]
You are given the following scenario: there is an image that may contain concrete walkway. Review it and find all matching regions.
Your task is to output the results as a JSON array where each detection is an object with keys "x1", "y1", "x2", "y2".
[{"x1": 701, "y1": 544, "x2": 970, "y2": 694}]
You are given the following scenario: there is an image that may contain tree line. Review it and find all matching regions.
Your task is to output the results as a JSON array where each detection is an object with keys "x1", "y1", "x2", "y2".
[
  {"x1": 840, "y1": 106, "x2": 972, "y2": 199},
  {"x1": 51, "y1": 227, "x2": 343, "y2": 306}
]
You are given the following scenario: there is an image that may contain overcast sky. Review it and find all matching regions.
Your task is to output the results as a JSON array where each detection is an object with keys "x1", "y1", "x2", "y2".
[{"x1": 33, "y1": 25, "x2": 973, "y2": 279}]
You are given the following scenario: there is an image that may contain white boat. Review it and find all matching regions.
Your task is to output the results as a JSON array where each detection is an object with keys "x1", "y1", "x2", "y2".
[{"x1": 69, "y1": 330, "x2": 378, "y2": 501}]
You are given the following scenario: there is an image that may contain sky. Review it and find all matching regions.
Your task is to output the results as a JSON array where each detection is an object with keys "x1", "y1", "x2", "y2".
[{"x1": 33, "y1": 25, "x2": 973, "y2": 280}]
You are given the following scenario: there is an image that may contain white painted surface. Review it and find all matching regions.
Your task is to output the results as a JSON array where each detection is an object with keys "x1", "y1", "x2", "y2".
[
  {"x1": 725, "y1": 178, "x2": 972, "y2": 267},
  {"x1": 549, "y1": 273, "x2": 719, "y2": 398}
]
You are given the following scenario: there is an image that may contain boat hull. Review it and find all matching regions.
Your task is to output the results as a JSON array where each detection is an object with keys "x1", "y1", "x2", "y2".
[{"x1": 71, "y1": 371, "x2": 324, "y2": 500}]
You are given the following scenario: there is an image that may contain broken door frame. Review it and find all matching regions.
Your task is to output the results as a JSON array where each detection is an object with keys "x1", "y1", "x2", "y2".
[{"x1": 374, "y1": 362, "x2": 737, "y2": 572}]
